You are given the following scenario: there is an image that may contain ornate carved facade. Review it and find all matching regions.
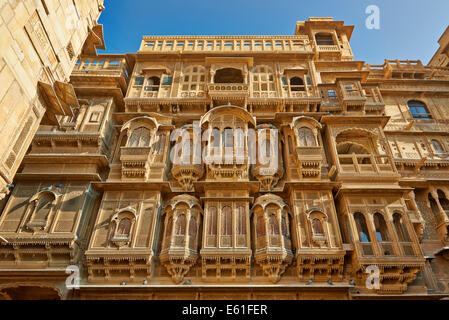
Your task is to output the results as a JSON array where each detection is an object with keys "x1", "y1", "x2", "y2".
[{"x1": 1, "y1": 16, "x2": 449, "y2": 300}]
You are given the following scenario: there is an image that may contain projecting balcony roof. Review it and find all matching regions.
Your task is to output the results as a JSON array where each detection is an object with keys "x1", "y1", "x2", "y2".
[{"x1": 138, "y1": 35, "x2": 313, "y2": 55}]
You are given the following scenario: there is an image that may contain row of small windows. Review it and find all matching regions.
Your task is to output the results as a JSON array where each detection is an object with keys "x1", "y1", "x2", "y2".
[
  {"x1": 133, "y1": 66, "x2": 312, "y2": 92},
  {"x1": 353, "y1": 212, "x2": 411, "y2": 244}
]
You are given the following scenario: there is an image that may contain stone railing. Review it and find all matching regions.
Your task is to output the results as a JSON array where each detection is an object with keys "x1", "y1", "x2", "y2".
[
  {"x1": 338, "y1": 154, "x2": 396, "y2": 174},
  {"x1": 140, "y1": 36, "x2": 312, "y2": 53},
  {"x1": 74, "y1": 57, "x2": 129, "y2": 81},
  {"x1": 207, "y1": 83, "x2": 249, "y2": 94}
]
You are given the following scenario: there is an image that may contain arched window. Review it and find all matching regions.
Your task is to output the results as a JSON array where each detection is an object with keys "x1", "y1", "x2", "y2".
[
  {"x1": 373, "y1": 213, "x2": 390, "y2": 242},
  {"x1": 128, "y1": 126, "x2": 151, "y2": 147},
  {"x1": 214, "y1": 68, "x2": 243, "y2": 83},
  {"x1": 208, "y1": 206, "x2": 217, "y2": 235},
  {"x1": 221, "y1": 206, "x2": 232, "y2": 236},
  {"x1": 117, "y1": 218, "x2": 132, "y2": 236},
  {"x1": 408, "y1": 100, "x2": 432, "y2": 119},
  {"x1": 312, "y1": 218, "x2": 325, "y2": 235},
  {"x1": 298, "y1": 127, "x2": 316, "y2": 147},
  {"x1": 182, "y1": 66, "x2": 206, "y2": 93},
  {"x1": 252, "y1": 66, "x2": 275, "y2": 94},
  {"x1": 315, "y1": 33, "x2": 334, "y2": 46},
  {"x1": 268, "y1": 214, "x2": 280, "y2": 235},
  {"x1": 175, "y1": 214, "x2": 186, "y2": 235},
  {"x1": 145, "y1": 76, "x2": 160, "y2": 91},
  {"x1": 290, "y1": 77, "x2": 305, "y2": 91},
  {"x1": 393, "y1": 213, "x2": 411, "y2": 242},
  {"x1": 354, "y1": 212, "x2": 371, "y2": 242},
  {"x1": 438, "y1": 190, "x2": 449, "y2": 211},
  {"x1": 189, "y1": 216, "x2": 197, "y2": 237},
  {"x1": 236, "y1": 206, "x2": 246, "y2": 235},
  {"x1": 257, "y1": 216, "x2": 266, "y2": 237},
  {"x1": 428, "y1": 193, "x2": 440, "y2": 216},
  {"x1": 431, "y1": 140, "x2": 445, "y2": 154}
]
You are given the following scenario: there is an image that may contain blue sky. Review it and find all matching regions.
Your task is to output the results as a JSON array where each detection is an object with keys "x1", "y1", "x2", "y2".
[{"x1": 98, "y1": 0, "x2": 449, "y2": 65}]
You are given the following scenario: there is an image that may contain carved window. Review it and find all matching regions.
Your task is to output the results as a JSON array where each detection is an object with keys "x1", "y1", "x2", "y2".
[
  {"x1": 182, "y1": 66, "x2": 206, "y2": 93},
  {"x1": 189, "y1": 216, "x2": 197, "y2": 237},
  {"x1": 110, "y1": 211, "x2": 136, "y2": 246},
  {"x1": 208, "y1": 206, "x2": 217, "y2": 235},
  {"x1": 221, "y1": 206, "x2": 232, "y2": 236},
  {"x1": 373, "y1": 213, "x2": 390, "y2": 242},
  {"x1": 128, "y1": 126, "x2": 151, "y2": 147},
  {"x1": 312, "y1": 218, "x2": 325, "y2": 235},
  {"x1": 431, "y1": 140, "x2": 445, "y2": 154},
  {"x1": 268, "y1": 214, "x2": 280, "y2": 235},
  {"x1": 393, "y1": 212, "x2": 411, "y2": 242},
  {"x1": 252, "y1": 66, "x2": 275, "y2": 93},
  {"x1": 175, "y1": 214, "x2": 186, "y2": 235},
  {"x1": 354, "y1": 212, "x2": 371, "y2": 242},
  {"x1": 315, "y1": 33, "x2": 335, "y2": 46},
  {"x1": 236, "y1": 206, "x2": 246, "y2": 235},
  {"x1": 290, "y1": 77, "x2": 305, "y2": 91},
  {"x1": 298, "y1": 127, "x2": 316, "y2": 147},
  {"x1": 117, "y1": 218, "x2": 132, "y2": 236},
  {"x1": 257, "y1": 216, "x2": 266, "y2": 237},
  {"x1": 145, "y1": 76, "x2": 160, "y2": 91},
  {"x1": 408, "y1": 100, "x2": 432, "y2": 119}
]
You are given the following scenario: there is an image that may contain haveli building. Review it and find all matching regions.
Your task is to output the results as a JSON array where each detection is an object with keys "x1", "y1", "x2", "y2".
[{"x1": 0, "y1": 6, "x2": 449, "y2": 299}]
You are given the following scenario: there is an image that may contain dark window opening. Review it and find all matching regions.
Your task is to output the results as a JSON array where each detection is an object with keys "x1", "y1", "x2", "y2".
[
  {"x1": 214, "y1": 68, "x2": 243, "y2": 83},
  {"x1": 315, "y1": 33, "x2": 335, "y2": 46},
  {"x1": 290, "y1": 77, "x2": 305, "y2": 91}
]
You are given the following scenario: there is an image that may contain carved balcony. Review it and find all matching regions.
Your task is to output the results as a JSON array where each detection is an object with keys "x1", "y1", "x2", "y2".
[
  {"x1": 207, "y1": 83, "x2": 249, "y2": 105},
  {"x1": 160, "y1": 195, "x2": 202, "y2": 283},
  {"x1": 253, "y1": 195, "x2": 293, "y2": 283},
  {"x1": 295, "y1": 146, "x2": 322, "y2": 178},
  {"x1": 254, "y1": 234, "x2": 293, "y2": 283},
  {"x1": 336, "y1": 154, "x2": 399, "y2": 182},
  {"x1": 206, "y1": 157, "x2": 250, "y2": 181},
  {"x1": 353, "y1": 241, "x2": 425, "y2": 294},
  {"x1": 319, "y1": 86, "x2": 341, "y2": 113},
  {"x1": 120, "y1": 146, "x2": 152, "y2": 179}
]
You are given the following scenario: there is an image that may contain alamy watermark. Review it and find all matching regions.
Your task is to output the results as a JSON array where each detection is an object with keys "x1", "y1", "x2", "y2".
[
  {"x1": 365, "y1": 265, "x2": 380, "y2": 290},
  {"x1": 65, "y1": 265, "x2": 80, "y2": 289},
  {"x1": 366, "y1": 5, "x2": 380, "y2": 30}
]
